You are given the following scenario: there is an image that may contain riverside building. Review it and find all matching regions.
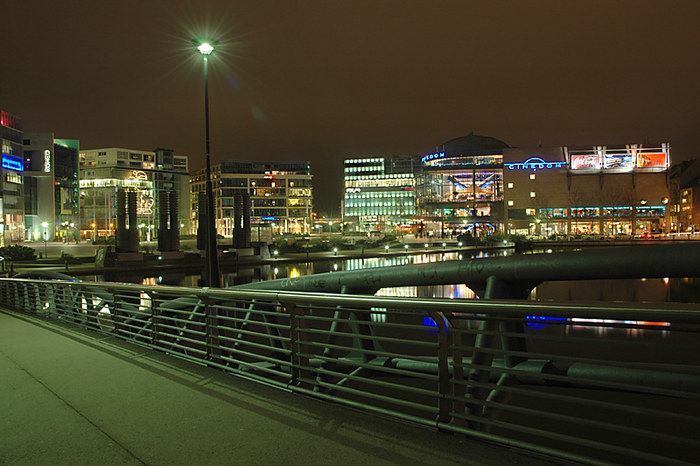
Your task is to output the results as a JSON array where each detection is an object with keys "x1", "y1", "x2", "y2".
[
  {"x1": 342, "y1": 156, "x2": 417, "y2": 233},
  {"x1": 0, "y1": 109, "x2": 25, "y2": 245},
  {"x1": 418, "y1": 133, "x2": 508, "y2": 238},
  {"x1": 78, "y1": 148, "x2": 190, "y2": 241},
  {"x1": 503, "y1": 144, "x2": 671, "y2": 237},
  {"x1": 190, "y1": 161, "x2": 313, "y2": 238},
  {"x1": 23, "y1": 133, "x2": 79, "y2": 242},
  {"x1": 413, "y1": 133, "x2": 671, "y2": 238}
]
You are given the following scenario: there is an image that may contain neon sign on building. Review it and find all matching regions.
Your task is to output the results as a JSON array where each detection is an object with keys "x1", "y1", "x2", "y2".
[
  {"x1": 504, "y1": 157, "x2": 567, "y2": 171},
  {"x1": 128, "y1": 170, "x2": 153, "y2": 215},
  {"x1": 44, "y1": 149, "x2": 51, "y2": 172},
  {"x1": 2, "y1": 154, "x2": 24, "y2": 172},
  {"x1": 421, "y1": 152, "x2": 446, "y2": 163}
]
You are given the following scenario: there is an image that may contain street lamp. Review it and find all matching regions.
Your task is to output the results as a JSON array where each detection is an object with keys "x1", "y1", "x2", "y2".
[
  {"x1": 194, "y1": 38, "x2": 221, "y2": 287},
  {"x1": 41, "y1": 222, "x2": 49, "y2": 258}
]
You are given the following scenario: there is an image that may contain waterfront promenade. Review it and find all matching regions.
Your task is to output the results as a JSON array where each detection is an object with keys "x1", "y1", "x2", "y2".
[{"x1": 0, "y1": 310, "x2": 554, "y2": 465}]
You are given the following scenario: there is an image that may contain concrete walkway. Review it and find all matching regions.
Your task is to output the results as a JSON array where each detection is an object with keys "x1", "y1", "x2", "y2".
[{"x1": 0, "y1": 310, "x2": 557, "y2": 466}]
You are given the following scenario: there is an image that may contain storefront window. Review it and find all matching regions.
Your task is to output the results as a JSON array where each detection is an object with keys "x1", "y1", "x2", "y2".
[{"x1": 571, "y1": 207, "x2": 600, "y2": 218}]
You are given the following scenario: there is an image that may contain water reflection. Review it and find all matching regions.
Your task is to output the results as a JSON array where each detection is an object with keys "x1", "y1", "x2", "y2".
[
  {"x1": 89, "y1": 250, "x2": 700, "y2": 339},
  {"x1": 93, "y1": 251, "x2": 700, "y2": 304}
]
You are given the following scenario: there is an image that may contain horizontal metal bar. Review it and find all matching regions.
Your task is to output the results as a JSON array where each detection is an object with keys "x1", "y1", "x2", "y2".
[
  {"x1": 297, "y1": 352, "x2": 439, "y2": 382},
  {"x1": 6, "y1": 277, "x2": 700, "y2": 323},
  {"x1": 298, "y1": 340, "x2": 439, "y2": 364},
  {"x1": 215, "y1": 335, "x2": 291, "y2": 355},
  {"x1": 213, "y1": 325, "x2": 291, "y2": 344},
  {"x1": 296, "y1": 377, "x2": 438, "y2": 414},
  {"x1": 302, "y1": 365, "x2": 439, "y2": 398},
  {"x1": 297, "y1": 327, "x2": 439, "y2": 349},
  {"x1": 213, "y1": 314, "x2": 290, "y2": 330}
]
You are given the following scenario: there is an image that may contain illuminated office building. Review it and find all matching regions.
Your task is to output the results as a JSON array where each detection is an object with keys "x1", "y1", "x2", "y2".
[
  {"x1": 342, "y1": 157, "x2": 417, "y2": 232},
  {"x1": 503, "y1": 144, "x2": 671, "y2": 236},
  {"x1": 23, "y1": 133, "x2": 79, "y2": 241},
  {"x1": 191, "y1": 161, "x2": 313, "y2": 238},
  {"x1": 79, "y1": 148, "x2": 190, "y2": 241},
  {"x1": 0, "y1": 109, "x2": 25, "y2": 245}
]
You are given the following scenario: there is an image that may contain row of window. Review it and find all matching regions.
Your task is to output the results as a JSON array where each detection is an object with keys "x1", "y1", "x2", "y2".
[{"x1": 345, "y1": 191, "x2": 414, "y2": 199}]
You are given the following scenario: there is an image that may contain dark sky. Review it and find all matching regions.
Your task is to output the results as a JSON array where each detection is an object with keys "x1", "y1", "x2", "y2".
[{"x1": 3, "y1": 0, "x2": 699, "y2": 214}]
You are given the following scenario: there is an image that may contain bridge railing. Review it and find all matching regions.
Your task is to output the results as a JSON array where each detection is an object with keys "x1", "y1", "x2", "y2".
[{"x1": 1, "y1": 277, "x2": 700, "y2": 465}]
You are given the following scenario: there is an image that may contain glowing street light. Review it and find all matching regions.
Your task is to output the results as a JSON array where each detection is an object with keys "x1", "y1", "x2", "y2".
[
  {"x1": 194, "y1": 38, "x2": 221, "y2": 287},
  {"x1": 41, "y1": 221, "x2": 49, "y2": 257},
  {"x1": 196, "y1": 42, "x2": 214, "y2": 55}
]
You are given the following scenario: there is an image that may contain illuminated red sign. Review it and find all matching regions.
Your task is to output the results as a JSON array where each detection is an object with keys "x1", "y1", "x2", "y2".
[
  {"x1": 571, "y1": 155, "x2": 600, "y2": 170},
  {"x1": 0, "y1": 110, "x2": 22, "y2": 131},
  {"x1": 636, "y1": 153, "x2": 666, "y2": 168}
]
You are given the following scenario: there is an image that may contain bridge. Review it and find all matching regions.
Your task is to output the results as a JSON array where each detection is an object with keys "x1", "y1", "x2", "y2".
[
  {"x1": 1, "y1": 311, "x2": 547, "y2": 465},
  {"x1": 2, "y1": 243, "x2": 700, "y2": 464}
]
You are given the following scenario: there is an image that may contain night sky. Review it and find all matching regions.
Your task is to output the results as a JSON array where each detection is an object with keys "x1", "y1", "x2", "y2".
[{"x1": 3, "y1": 0, "x2": 699, "y2": 214}]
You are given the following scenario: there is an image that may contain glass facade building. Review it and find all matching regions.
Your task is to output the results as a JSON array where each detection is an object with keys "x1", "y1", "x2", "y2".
[
  {"x1": 342, "y1": 157, "x2": 417, "y2": 232},
  {"x1": 418, "y1": 134, "x2": 508, "y2": 238},
  {"x1": 79, "y1": 148, "x2": 189, "y2": 241}
]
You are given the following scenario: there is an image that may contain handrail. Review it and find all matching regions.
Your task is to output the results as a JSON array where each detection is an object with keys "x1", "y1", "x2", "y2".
[
  {"x1": 233, "y1": 242, "x2": 700, "y2": 296},
  {"x1": 2, "y1": 242, "x2": 700, "y2": 464},
  {"x1": 6, "y1": 276, "x2": 700, "y2": 322}
]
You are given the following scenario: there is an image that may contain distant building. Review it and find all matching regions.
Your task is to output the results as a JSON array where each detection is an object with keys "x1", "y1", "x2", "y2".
[
  {"x1": 191, "y1": 161, "x2": 313, "y2": 239},
  {"x1": 342, "y1": 156, "x2": 417, "y2": 233},
  {"x1": 503, "y1": 143, "x2": 671, "y2": 237},
  {"x1": 669, "y1": 159, "x2": 700, "y2": 234},
  {"x1": 23, "y1": 133, "x2": 80, "y2": 241},
  {"x1": 0, "y1": 109, "x2": 25, "y2": 245},
  {"x1": 418, "y1": 133, "x2": 508, "y2": 238},
  {"x1": 79, "y1": 148, "x2": 190, "y2": 241}
]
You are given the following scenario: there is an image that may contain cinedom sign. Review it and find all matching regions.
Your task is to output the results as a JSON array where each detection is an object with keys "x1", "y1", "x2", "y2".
[
  {"x1": 421, "y1": 152, "x2": 446, "y2": 163},
  {"x1": 504, "y1": 157, "x2": 566, "y2": 171}
]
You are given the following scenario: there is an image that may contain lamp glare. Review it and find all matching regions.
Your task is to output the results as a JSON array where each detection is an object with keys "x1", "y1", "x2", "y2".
[{"x1": 197, "y1": 43, "x2": 214, "y2": 55}]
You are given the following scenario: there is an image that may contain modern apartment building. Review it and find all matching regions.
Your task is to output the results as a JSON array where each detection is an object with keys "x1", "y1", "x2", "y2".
[
  {"x1": 191, "y1": 161, "x2": 313, "y2": 238},
  {"x1": 79, "y1": 147, "x2": 190, "y2": 241}
]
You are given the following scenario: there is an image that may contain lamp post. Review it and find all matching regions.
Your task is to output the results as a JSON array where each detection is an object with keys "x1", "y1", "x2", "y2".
[
  {"x1": 41, "y1": 222, "x2": 49, "y2": 258},
  {"x1": 194, "y1": 39, "x2": 221, "y2": 287}
]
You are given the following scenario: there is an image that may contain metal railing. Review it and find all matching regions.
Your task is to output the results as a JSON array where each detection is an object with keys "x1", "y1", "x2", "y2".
[{"x1": 1, "y1": 277, "x2": 700, "y2": 464}]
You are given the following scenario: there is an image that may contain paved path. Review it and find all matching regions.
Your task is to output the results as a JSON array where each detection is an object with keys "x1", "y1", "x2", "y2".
[{"x1": 0, "y1": 310, "x2": 557, "y2": 466}]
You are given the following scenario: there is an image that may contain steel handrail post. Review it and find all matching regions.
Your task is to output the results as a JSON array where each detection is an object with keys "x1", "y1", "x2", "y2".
[
  {"x1": 203, "y1": 293, "x2": 222, "y2": 363},
  {"x1": 431, "y1": 311, "x2": 452, "y2": 425}
]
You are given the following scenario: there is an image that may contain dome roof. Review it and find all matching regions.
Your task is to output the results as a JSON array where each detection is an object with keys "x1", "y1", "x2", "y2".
[{"x1": 438, "y1": 132, "x2": 510, "y2": 157}]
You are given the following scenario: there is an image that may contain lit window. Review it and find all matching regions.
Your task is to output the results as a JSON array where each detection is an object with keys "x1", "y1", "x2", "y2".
[
  {"x1": 530, "y1": 174, "x2": 536, "y2": 180},
  {"x1": 526, "y1": 208, "x2": 536, "y2": 215},
  {"x1": 508, "y1": 200, "x2": 514, "y2": 206},
  {"x1": 507, "y1": 183, "x2": 514, "y2": 189},
  {"x1": 530, "y1": 192, "x2": 536, "y2": 198}
]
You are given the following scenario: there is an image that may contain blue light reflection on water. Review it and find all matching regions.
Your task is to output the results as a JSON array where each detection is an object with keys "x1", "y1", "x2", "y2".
[{"x1": 98, "y1": 250, "x2": 693, "y2": 337}]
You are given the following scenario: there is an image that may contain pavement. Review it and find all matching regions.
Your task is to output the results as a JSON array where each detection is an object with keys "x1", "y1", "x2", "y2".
[{"x1": 0, "y1": 310, "x2": 559, "y2": 466}]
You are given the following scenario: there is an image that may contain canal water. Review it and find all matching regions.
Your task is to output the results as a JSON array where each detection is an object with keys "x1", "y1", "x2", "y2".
[
  {"x1": 96, "y1": 249, "x2": 700, "y2": 304},
  {"x1": 87, "y1": 248, "x2": 700, "y2": 343}
]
